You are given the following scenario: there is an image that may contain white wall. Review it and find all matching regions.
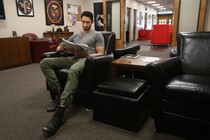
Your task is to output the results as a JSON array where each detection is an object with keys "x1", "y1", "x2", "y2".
[
  {"x1": 178, "y1": 0, "x2": 200, "y2": 32},
  {"x1": 0, "y1": 0, "x2": 102, "y2": 38}
]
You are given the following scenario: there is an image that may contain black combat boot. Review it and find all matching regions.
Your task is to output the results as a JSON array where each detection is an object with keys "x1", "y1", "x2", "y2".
[
  {"x1": 47, "y1": 87, "x2": 61, "y2": 112},
  {"x1": 42, "y1": 106, "x2": 65, "y2": 135}
]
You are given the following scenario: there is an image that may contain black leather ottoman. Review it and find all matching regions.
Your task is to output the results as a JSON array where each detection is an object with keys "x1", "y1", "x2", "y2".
[{"x1": 92, "y1": 77, "x2": 150, "y2": 132}]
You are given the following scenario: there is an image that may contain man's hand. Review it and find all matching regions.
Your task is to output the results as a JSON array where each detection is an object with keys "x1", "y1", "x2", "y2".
[{"x1": 56, "y1": 43, "x2": 66, "y2": 52}]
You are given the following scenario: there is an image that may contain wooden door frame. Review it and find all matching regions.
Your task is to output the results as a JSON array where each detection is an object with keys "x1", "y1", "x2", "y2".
[{"x1": 103, "y1": 0, "x2": 125, "y2": 48}]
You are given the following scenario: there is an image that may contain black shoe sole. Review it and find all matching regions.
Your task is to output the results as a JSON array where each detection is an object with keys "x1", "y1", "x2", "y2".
[
  {"x1": 42, "y1": 127, "x2": 57, "y2": 135},
  {"x1": 42, "y1": 122, "x2": 63, "y2": 135}
]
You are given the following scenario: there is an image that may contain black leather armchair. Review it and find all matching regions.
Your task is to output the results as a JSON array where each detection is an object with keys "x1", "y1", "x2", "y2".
[
  {"x1": 146, "y1": 32, "x2": 210, "y2": 137},
  {"x1": 42, "y1": 31, "x2": 140, "y2": 108}
]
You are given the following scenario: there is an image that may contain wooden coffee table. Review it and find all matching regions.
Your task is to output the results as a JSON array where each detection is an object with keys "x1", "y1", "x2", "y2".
[{"x1": 110, "y1": 56, "x2": 168, "y2": 78}]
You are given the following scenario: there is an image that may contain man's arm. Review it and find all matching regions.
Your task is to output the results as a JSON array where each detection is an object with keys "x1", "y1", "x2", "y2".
[{"x1": 88, "y1": 46, "x2": 104, "y2": 57}]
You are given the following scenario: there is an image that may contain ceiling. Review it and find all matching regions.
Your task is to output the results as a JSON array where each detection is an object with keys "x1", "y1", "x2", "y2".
[{"x1": 136, "y1": 0, "x2": 174, "y2": 11}]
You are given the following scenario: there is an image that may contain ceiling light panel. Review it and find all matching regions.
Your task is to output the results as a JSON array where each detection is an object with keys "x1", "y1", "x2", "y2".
[{"x1": 147, "y1": 1, "x2": 156, "y2": 4}]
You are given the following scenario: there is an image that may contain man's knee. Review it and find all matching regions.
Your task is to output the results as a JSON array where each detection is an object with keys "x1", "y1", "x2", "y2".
[
  {"x1": 68, "y1": 68, "x2": 81, "y2": 77},
  {"x1": 40, "y1": 58, "x2": 47, "y2": 68},
  {"x1": 40, "y1": 58, "x2": 51, "y2": 71}
]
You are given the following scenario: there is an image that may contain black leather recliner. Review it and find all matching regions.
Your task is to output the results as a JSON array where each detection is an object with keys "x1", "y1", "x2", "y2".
[
  {"x1": 42, "y1": 31, "x2": 140, "y2": 108},
  {"x1": 146, "y1": 32, "x2": 210, "y2": 138}
]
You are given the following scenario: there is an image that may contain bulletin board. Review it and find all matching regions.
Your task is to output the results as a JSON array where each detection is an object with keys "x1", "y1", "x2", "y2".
[{"x1": 67, "y1": 3, "x2": 81, "y2": 21}]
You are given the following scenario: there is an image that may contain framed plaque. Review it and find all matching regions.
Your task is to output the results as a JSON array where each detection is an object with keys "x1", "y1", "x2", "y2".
[
  {"x1": 44, "y1": 0, "x2": 64, "y2": 25},
  {"x1": 16, "y1": 0, "x2": 34, "y2": 17}
]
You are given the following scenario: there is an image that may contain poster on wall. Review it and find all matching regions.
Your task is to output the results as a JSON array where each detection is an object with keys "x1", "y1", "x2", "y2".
[
  {"x1": 94, "y1": 2, "x2": 103, "y2": 31},
  {"x1": 67, "y1": 3, "x2": 81, "y2": 21},
  {"x1": 71, "y1": 15, "x2": 77, "y2": 26},
  {"x1": 16, "y1": 0, "x2": 34, "y2": 17},
  {"x1": 44, "y1": 0, "x2": 64, "y2": 25}
]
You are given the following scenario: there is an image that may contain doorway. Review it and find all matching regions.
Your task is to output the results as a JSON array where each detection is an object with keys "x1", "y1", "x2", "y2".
[{"x1": 126, "y1": 7, "x2": 131, "y2": 42}]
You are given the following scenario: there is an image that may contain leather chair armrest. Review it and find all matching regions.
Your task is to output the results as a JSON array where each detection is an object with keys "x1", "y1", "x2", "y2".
[
  {"x1": 145, "y1": 57, "x2": 181, "y2": 118},
  {"x1": 80, "y1": 53, "x2": 114, "y2": 91},
  {"x1": 41, "y1": 51, "x2": 74, "y2": 59},
  {"x1": 86, "y1": 53, "x2": 114, "y2": 63},
  {"x1": 146, "y1": 57, "x2": 181, "y2": 83},
  {"x1": 113, "y1": 45, "x2": 140, "y2": 59}
]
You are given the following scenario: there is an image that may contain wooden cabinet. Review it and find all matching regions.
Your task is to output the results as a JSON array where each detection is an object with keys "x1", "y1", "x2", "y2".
[
  {"x1": 0, "y1": 37, "x2": 31, "y2": 70},
  {"x1": 43, "y1": 32, "x2": 74, "y2": 40}
]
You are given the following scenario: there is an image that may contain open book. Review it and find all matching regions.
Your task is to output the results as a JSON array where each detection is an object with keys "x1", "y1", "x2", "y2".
[{"x1": 62, "y1": 38, "x2": 88, "y2": 54}]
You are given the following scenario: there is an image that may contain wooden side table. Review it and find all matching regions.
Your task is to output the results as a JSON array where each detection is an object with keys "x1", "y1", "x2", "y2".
[{"x1": 111, "y1": 56, "x2": 168, "y2": 78}]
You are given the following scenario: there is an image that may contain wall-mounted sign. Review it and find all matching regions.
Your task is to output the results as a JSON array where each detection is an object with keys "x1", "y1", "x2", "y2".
[{"x1": 44, "y1": 0, "x2": 64, "y2": 25}]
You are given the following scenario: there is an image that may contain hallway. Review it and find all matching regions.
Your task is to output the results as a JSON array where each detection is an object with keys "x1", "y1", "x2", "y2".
[{"x1": 126, "y1": 40, "x2": 172, "y2": 58}]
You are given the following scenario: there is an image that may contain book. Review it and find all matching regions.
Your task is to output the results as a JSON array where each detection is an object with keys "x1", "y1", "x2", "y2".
[
  {"x1": 61, "y1": 38, "x2": 88, "y2": 54},
  {"x1": 120, "y1": 54, "x2": 140, "y2": 59}
]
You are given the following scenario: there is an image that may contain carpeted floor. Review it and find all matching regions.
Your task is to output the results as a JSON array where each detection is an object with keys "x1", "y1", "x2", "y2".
[
  {"x1": 127, "y1": 40, "x2": 171, "y2": 58},
  {"x1": 0, "y1": 50, "x2": 186, "y2": 140}
]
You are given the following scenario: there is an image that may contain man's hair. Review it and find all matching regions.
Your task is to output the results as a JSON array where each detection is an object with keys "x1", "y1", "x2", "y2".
[{"x1": 81, "y1": 11, "x2": 93, "y2": 22}]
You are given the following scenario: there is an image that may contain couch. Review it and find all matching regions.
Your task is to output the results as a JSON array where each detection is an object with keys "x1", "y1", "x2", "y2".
[
  {"x1": 146, "y1": 32, "x2": 210, "y2": 138},
  {"x1": 23, "y1": 33, "x2": 58, "y2": 63},
  {"x1": 151, "y1": 25, "x2": 173, "y2": 46}
]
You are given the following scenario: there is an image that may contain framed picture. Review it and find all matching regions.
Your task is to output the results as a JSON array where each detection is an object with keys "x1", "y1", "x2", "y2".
[
  {"x1": 44, "y1": 0, "x2": 64, "y2": 25},
  {"x1": 16, "y1": 0, "x2": 34, "y2": 17}
]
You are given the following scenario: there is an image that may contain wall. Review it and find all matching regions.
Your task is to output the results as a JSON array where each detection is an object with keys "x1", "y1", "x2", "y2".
[
  {"x1": 0, "y1": 0, "x2": 102, "y2": 38},
  {"x1": 178, "y1": 0, "x2": 200, "y2": 32}
]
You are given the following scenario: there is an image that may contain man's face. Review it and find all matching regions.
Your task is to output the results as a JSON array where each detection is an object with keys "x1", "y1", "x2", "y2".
[{"x1": 81, "y1": 16, "x2": 92, "y2": 31}]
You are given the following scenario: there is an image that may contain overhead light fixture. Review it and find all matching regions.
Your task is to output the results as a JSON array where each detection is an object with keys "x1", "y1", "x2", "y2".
[
  {"x1": 147, "y1": 1, "x2": 156, "y2": 4},
  {"x1": 152, "y1": 4, "x2": 160, "y2": 6},
  {"x1": 158, "y1": 11, "x2": 173, "y2": 15}
]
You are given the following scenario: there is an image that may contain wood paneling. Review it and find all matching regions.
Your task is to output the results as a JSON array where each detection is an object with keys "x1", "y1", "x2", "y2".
[{"x1": 0, "y1": 37, "x2": 31, "y2": 70}]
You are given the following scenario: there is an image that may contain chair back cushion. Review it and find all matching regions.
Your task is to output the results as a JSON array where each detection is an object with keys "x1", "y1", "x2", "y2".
[
  {"x1": 22, "y1": 33, "x2": 38, "y2": 40},
  {"x1": 99, "y1": 31, "x2": 116, "y2": 54},
  {"x1": 177, "y1": 32, "x2": 210, "y2": 76}
]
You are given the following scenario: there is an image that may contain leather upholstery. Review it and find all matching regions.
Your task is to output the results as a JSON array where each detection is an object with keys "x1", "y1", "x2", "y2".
[
  {"x1": 96, "y1": 78, "x2": 148, "y2": 98},
  {"x1": 92, "y1": 77, "x2": 150, "y2": 132},
  {"x1": 146, "y1": 32, "x2": 210, "y2": 136},
  {"x1": 113, "y1": 45, "x2": 140, "y2": 59},
  {"x1": 23, "y1": 33, "x2": 58, "y2": 63},
  {"x1": 169, "y1": 46, "x2": 177, "y2": 57}
]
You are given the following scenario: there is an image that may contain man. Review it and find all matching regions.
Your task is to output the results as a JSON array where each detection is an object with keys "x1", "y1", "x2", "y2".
[{"x1": 40, "y1": 11, "x2": 105, "y2": 135}]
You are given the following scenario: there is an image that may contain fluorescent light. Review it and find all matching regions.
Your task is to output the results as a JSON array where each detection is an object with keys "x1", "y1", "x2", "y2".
[
  {"x1": 158, "y1": 11, "x2": 173, "y2": 15},
  {"x1": 147, "y1": 1, "x2": 156, "y2": 4},
  {"x1": 152, "y1": 4, "x2": 160, "y2": 6}
]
